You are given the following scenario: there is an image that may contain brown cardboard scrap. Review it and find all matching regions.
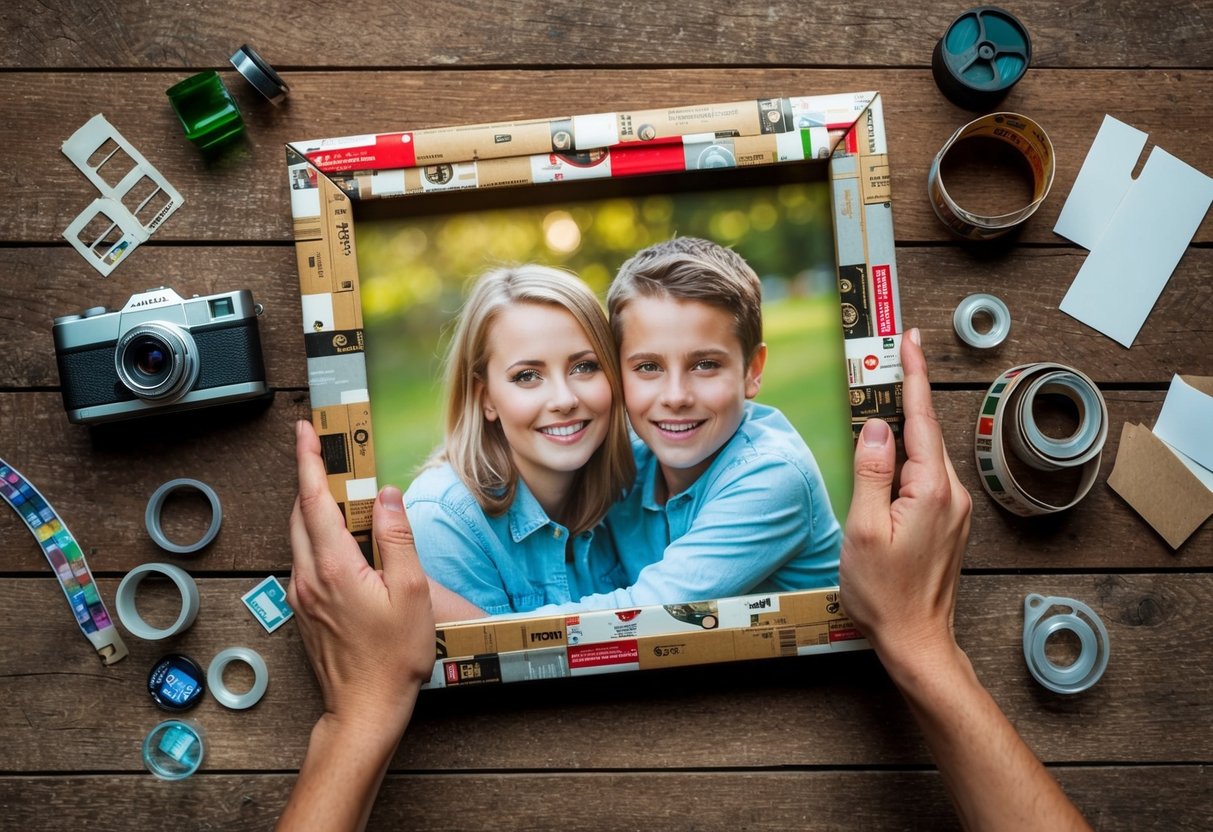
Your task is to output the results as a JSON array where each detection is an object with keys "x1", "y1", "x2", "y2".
[{"x1": 1107, "y1": 422, "x2": 1213, "y2": 550}]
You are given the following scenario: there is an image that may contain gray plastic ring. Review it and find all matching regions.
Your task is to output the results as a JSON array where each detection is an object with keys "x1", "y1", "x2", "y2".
[
  {"x1": 1023, "y1": 593, "x2": 1109, "y2": 694},
  {"x1": 953, "y1": 293, "x2": 1011, "y2": 348},
  {"x1": 146, "y1": 479, "x2": 222, "y2": 554},
  {"x1": 207, "y1": 647, "x2": 268, "y2": 710},
  {"x1": 116, "y1": 563, "x2": 200, "y2": 640},
  {"x1": 229, "y1": 45, "x2": 289, "y2": 104},
  {"x1": 1019, "y1": 371, "x2": 1105, "y2": 463}
]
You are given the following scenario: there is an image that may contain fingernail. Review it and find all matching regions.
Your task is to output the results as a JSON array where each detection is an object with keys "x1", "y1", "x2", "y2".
[
  {"x1": 861, "y1": 418, "x2": 891, "y2": 448},
  {"x1": 909, "y1": 327, "x2": 921, "y2": 346},
  {"x1": 379, "y1": 485, "x2": 404, "y2": 512},
  {"x1": 295, "y1": 419, "x2": 305, "y2": 438}
]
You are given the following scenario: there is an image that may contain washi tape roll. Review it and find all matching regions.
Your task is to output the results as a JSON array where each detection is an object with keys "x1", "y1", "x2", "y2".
[
  {"x1": 953, "y1": 293, "x2": 1011, "y2": 348},
  {"x1": 932, "y1": 6, "x2": 1032, "y2": 110},
  {"x1": 145, "y1": 478, "x2": 223, "y2": 554},
  {"x1": 927, "y1": 112, "x2": 1055, "y2": 240},
  {"x1": 1023, "y1": 593, "x2": 1109, "y2": 694},
  {"x1": 974, "y1": 363, "x2": 1108, "y2": 516},
  {"x1": 0, "y1": 457, "x2": 128, "y2": 665},
  {"x1": 116, "y1": 563, "x2": 201, "y2": 640}
]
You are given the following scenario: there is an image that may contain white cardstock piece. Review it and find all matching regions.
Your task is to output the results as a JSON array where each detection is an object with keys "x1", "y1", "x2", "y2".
[
  {"x1": 1053, "y1": 116, "x2": 1148, "y2": 248},
  {"x1": 61, "y1": 114, "x2": 184, "y2": 276},
  {"x1": 1153, "y1": 375, "x2": 1213, "y2": 476},
  {"x1": 1057, "y1": 122, "x2": 1213, "y2": 347}
]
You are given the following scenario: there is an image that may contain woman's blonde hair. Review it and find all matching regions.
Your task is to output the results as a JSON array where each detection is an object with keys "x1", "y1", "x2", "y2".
[{"x1": 434, "y1": 264, "x2": 634, "y2": 535}]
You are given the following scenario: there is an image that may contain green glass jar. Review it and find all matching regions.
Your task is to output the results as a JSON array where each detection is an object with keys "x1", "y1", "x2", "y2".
[{"x1": 166, "y1": 71, "x2": 245, "y2": 151}]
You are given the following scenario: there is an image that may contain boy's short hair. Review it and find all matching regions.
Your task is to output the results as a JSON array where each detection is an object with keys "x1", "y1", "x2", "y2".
[{"x1": 607, "y1": 237, "x2": 763, "y2": 361}]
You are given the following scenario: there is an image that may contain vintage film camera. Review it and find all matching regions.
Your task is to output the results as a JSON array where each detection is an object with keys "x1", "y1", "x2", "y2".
[{"x1": 53, "y1": 287, "x2": 267, "y2": 424}]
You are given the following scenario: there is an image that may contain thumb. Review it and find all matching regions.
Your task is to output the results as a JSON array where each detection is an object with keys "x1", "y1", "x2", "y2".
[
  {"x1": 372, "y1": 485, "x2": 426, "y2": 592},
  {"x1": 846, "y1": 418, "x2": 896, "y2": 541}
]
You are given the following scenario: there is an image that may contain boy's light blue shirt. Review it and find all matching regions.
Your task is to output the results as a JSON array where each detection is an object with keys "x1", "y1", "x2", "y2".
[
  {"x1": 404, "y1": 463, "x2": 626, "y2": 616},
  {"x1": 536, "y1": 401, "x2": 842, "y2": 613}
]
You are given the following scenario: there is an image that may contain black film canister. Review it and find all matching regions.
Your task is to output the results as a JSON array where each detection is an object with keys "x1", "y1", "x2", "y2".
[{"x1": 932, "y1": 6, "x2": 1032, "y2": 110}]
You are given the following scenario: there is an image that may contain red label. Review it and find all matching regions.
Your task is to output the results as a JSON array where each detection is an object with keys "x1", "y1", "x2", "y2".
[
  {"x1": 567, "y1": 640, "x2": 640, "y2": 669},
  {"x1": 871, "y1": 264, "x2": 896, "y2": 336},
  {"x1": 608, "y1": 143, "x2": 686, "y2": 177},
  {"x1": 444, "y1": 662, "x2": 459, "y2": 684},
  {"x1": 306, "y1": 132, "x2": 418, "y2": 173},
  {"x1": 863, "y1": 355, "x2": 879, "y2": 371},
  {"x1": 845, "y1": 127, "x2": 859, "y2": 155},
  {"x1": 828, "y1": 626, "x2": 862, "y2": 642},
  {"x1": 615, "y1": 610, "x2": 641, "y2": 622},
  {"x1": 978, "y1": 416, "x2": 995, "y2": 436}
]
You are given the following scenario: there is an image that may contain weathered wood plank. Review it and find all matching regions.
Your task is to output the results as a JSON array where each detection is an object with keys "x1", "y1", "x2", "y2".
[
  {"x1": 0, "y1": 769, "x2": 1208, "y2": 831},
  {"x1": 2, "y1": 0, "x2": 1209, "y2": 69},
  {"x1": 3, "y1": 246, "x2": 1208, "y2": 390},
  {"x1": 0, "y1": 390, "x2": 1207, "y2": 571},
  {"x1": 1, "y1": 70, "x2": 1209, "y2": 244},
  {"x1": 1, "y1": 575, "x2": 1209, "y2": 771}
]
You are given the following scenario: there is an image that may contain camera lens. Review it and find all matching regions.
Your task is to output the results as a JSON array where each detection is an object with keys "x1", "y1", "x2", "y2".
[
  {"x1": 131, "y1": 337, "x2": 170, "y2": 379},
  {"x1": 116, "y1": 323, "x2": 199, "y2": 402}
]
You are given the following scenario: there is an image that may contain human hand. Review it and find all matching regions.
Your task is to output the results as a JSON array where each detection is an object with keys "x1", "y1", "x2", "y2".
[
  {"x1": 839, "y1": 329, "x2": 972, "y2": 673},
  {"x1": 288, "y1": 419, "x2": 436, "y2": 744}
]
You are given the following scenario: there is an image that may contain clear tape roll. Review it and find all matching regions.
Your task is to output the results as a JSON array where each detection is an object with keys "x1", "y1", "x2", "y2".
[
  {"x1": 927, "y1": 112, "x2": 1055, "y2": 240},
  {"x1": 953, "y1": 293, "x2": 1011, "y2": 348},
  {"x1": 974, "y1": 362, "x2": 1108, "y2": 516},
  {"x1": 116, "y1": 563, "x2": 200, "y2": 640},
  {"x1": 207, "y1": 646, "x2": 269, "y2": 710},
  {"x1": 1023, "y1": 593, "x2": 1109, "y2": 694}
]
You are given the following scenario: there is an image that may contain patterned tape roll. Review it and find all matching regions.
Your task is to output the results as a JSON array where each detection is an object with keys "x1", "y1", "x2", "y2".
[
  {"x1": 0, "y1": 457, "x2": 128, "y2": 665},
  {"x1": 974, "y1": 363, "x2": 1108, "y2": 516},
  {"x1": 927, "y1": 112, "x2": 1055, "y2": 240}
]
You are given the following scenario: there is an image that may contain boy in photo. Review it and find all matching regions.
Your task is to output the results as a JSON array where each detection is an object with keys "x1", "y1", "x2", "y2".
[{"x1": 541, "y1": 236, "x2": 843, "y2": 612}]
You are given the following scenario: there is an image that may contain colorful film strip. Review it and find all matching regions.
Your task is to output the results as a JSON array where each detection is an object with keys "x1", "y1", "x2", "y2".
[{"x1": 0, "y1": 458, "x2": 128, "y2": 665}]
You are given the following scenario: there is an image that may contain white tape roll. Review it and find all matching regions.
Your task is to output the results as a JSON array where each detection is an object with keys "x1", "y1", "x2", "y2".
[
  {"x1": 953, "y1": 293, "x2": 1011, "y2": 348},
  {"x1": 207, "y1": 646, "x2": 268, "y2": 710},
  {"x1": 974, "y1": 363, "x2": 1108, "y2": 516},
  {"x1": 115, "y1": 563, "x2": 200, "y2": 640},
  {"x1": 1023, "y1": 593, "x2": 1109, "y2": 694},
  {"x1": 928, "y1": 113, "x2": 1055, "y2": 241}
]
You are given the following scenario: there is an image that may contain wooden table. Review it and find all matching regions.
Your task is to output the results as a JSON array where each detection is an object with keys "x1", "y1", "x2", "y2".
[{"x1": 2, "y1": 2, "x2": 1210, "y2": 829}]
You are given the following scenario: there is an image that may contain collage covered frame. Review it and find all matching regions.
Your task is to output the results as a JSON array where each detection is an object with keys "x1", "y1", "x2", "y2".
[{"x1": 283, "y1": 92, "x2": 904, "y2": 688}]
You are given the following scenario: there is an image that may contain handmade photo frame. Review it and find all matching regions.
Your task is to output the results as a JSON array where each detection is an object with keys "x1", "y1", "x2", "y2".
[{"x1": 285, "y1": 93, "x2": 904, "y2": 688}]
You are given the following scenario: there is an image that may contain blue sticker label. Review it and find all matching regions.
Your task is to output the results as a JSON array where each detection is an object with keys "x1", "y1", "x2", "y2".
[{"x1": 241, "y1": 576, "x2": 294, "y2": 633}]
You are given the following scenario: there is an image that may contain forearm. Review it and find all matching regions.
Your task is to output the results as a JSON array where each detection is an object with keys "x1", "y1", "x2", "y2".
[
  {"x1": 881, "y1": 643, "x2": 1091, "y2": 832},
  {"x1": 277, "y1": 712, "x2": 409, "y2": 832}
]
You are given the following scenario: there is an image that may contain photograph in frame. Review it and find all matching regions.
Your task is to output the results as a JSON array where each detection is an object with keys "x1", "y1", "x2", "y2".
[{"x1": 285, "y1": 93, "x2": 904, "y2": 687}]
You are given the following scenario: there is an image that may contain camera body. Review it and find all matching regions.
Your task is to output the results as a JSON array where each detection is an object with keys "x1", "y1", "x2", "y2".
[{"x1": 54, "y1": 287, "x2": 268, "y2": 424}]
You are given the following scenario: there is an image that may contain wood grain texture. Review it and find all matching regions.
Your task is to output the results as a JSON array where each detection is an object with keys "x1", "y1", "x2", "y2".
[
  {"x1": 0, "y1": 768, "x2": 1208, "y2": 831},
  {"x1": 1, "y1": 70, "x2": 1209, "y2": 244},
  {"x1": 2, "y1": 0, "x2": 1210, "y2": 69},
  {"x1": 1, "y1": 576, "x2": 1209, "y2": 772},
  {"x1": 0, "y1": 390, "x2": 1207, "y2": 571},
  {"x1": 2, "y1": 246, "x2": 1209, "y2": 390}
]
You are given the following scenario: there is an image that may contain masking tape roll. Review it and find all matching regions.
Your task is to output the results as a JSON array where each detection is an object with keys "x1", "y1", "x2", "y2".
[
  {"x1": 116, "y1": 563, "x2": 200, "y2": 640},
  {"x1": 974, "y1": 362, "x2": 1108, "y2": 516},
  {"x1": 927, "y1": 112, "x2": 1055, "y2": 240},
  {"x1": 207, "y1": 646, "x2": 268, "y2": 710},
  {"x1": 1023, "y1": 593, "x2": 1109, "y2": 694},
  {"x1": 953, "y1": 293, "x2": 1011, "y2": 348}
]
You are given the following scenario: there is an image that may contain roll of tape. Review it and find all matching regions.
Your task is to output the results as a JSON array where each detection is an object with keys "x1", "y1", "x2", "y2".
[
  {"x1": 1023, "y1": 593, "x2": 1109, "y2": 694},
  {"x1": 953, "y1": 293, "x2": 1011, "y2": 348},
  {"x1": 116, "y1": 563, "x2": 200, "y2": 640},
  {"x1": 927, "y1": 112, "x2": 1055, "y2": 240},
  {"x1": 146, "y1": 479, "x2": 222, "y2": 554},
  {"x1": 974, "y1": 362, "x2": 1108, "y2": 515},
  {"x1": 932, "y1": 6, "x2": 1032, "y2": 110},
  {"x1": 207, "y1": 646, "x2": 269, "y2": 710},
  {"x1": 229, "y1": 45, "x2": 289, "y2": 105}
]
